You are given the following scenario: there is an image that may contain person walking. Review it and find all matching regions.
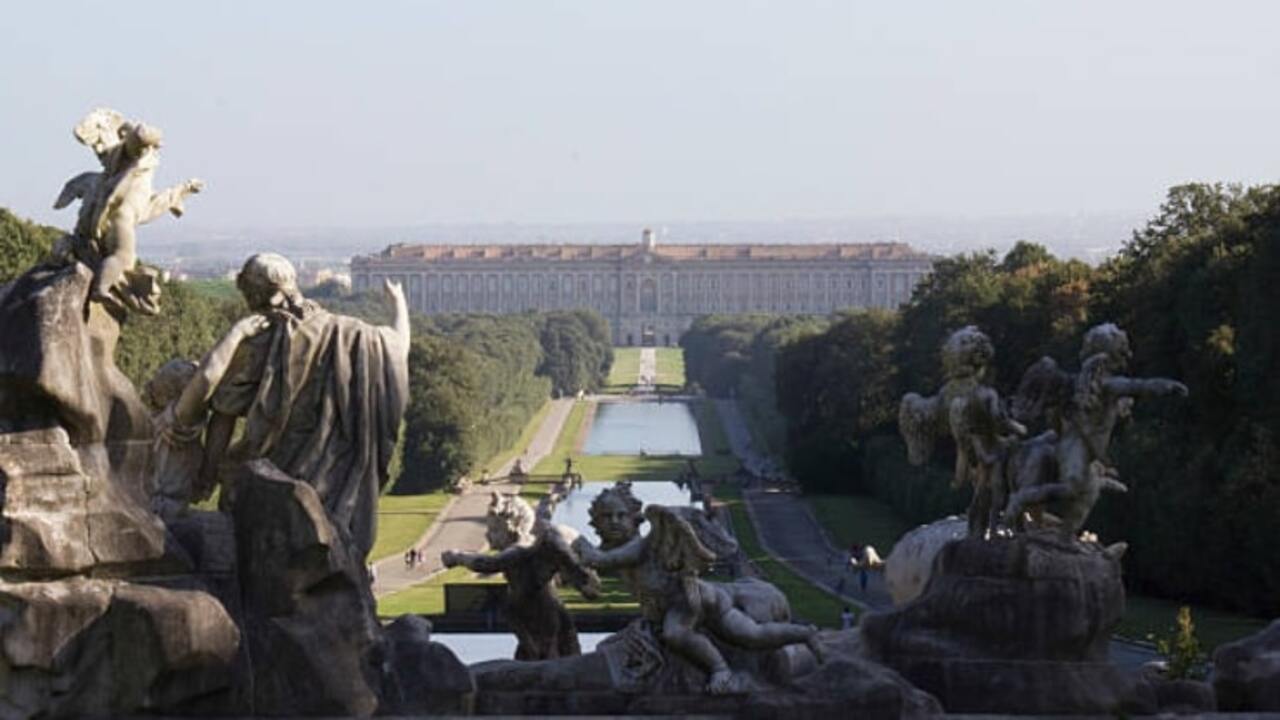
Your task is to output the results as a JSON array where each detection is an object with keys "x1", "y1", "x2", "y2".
[{"x1": 840, "y1": 606, "x2": 855, "y2": 630}]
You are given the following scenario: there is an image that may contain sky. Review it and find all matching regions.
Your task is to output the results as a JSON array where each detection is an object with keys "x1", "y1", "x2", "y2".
[{"x1": 2, "y1": 1, "x2": 1277, "y2": 232}]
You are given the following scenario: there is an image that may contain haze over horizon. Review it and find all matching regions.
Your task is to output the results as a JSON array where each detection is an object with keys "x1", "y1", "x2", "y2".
[{"x1": 2, "y1": 1, "x2": 1276, "y2": 256}]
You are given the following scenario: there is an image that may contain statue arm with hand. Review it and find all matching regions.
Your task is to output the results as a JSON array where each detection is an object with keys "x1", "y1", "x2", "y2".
[
  {"x1": 572, "y1": 535, "x2": 645, "y2": 570},
  {"x1": 172, "y1": 314, "x2": 270, "y2": 429},
  {"x1": 441, "y1": 545, "x2": 533, "y2": 574},
  {"x1": 382, "y1": 279, "x2": 410, "y2": 361},
  {"x1": 1103, "y1": 376, "x2": 1188, "y2": 399}
]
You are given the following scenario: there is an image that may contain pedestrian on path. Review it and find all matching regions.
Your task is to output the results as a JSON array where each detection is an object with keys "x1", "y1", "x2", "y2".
[{"x1": 840, "y1": 606, "x2": 855, "y2": 630}]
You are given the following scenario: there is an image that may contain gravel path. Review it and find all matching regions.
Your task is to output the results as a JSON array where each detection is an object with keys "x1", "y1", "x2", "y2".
[{"x1": 372, "y1": 397, "x2": 576, "y2": 597}]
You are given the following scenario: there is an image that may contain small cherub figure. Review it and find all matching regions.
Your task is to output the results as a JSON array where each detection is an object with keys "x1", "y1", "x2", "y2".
[
  {"x1": 441, "y1": 492, "x2": 601, "y2": 660},
  {"x1": 572, "y1": 482, "x2": 821, "y2": 694},
  {"x1": 53, "y1": 108, "x2": 203, "y2": 313},
  {"x1": 142, "y1": 314, "x2": 270, "y2": 518},
  {"x1": 899, "y1": 326, "x2": 1026, "y2": 537}
]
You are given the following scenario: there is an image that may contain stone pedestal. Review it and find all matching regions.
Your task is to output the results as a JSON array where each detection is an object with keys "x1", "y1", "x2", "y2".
[
  {"x1": 1214, "y1": 618, "x2": 1280, "y2": 711},
  {"x1": 861, "y1": 531, "x2": 1156, "y2": 715}
]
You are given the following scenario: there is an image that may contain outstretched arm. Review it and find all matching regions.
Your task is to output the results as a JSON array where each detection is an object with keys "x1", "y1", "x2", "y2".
[
  {"x1": 141, "y1": 179, "x2": 204, "y2": 224},
  {"x1": 442, "y1": 546, "x2": 530, "y2": 574},
  {"x1": 1104, "y1": 376, "x2": 1188, "y2": 399},
  {"x1": 172, "y1": 315, "x2": 270, "y2": 428},
  {"x1": 572, "y1": 535, "x2": 645, "y2": 570}
]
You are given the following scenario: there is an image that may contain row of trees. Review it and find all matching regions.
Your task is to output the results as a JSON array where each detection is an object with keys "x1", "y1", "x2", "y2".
[
  {"x1": 680, "y1": 184, "x2": 1279, "y2": 616},
  {"x1": 1, "y1": 208, "x2": 614, "y2": 496}
]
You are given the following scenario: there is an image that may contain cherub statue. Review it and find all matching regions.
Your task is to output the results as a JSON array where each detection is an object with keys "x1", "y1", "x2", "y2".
[
  {"x1": 1002, "y1": 323, "x2": 1188, "y2": 540},
  {"x1": 441, "y1": 492, "x2": 601, "y2": 660},
  {"x1": 53, "y1": 108, "x2": 203, "y2": 314},
  {"x1": 572, "y1": 482, "x2": 820, "y2": 694},
  {"x1": 899, "y1": 326, "x2": 1026, "y2": 537}
]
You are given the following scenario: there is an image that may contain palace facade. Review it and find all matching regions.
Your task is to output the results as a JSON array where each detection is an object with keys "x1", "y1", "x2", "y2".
[{"x1": 350, "y1": 230, "x2": 933, "y2": 345}]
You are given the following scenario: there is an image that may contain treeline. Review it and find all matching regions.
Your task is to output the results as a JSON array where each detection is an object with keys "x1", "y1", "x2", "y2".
[
  {"x1": 681, "y1": 315, "x2": 829, "y2": 455},
  {"x1": 1, "y1": 208, "x2": 613, "y2": 496},
  {"x1": 774, "y1": 184, "x2": 1279, "y2": 616}
]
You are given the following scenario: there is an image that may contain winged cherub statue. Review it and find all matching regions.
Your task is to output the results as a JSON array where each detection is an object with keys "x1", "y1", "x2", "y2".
[
  {"x1": 899, "y1": 326, "x2": 1027, "y2": 537},
  {"x1": 53, "y1": 108, "x2": 203, "y2": 314},
  {"x1": 572, "y1": 482, "x2": 821, "y2": 695},
  {"x1": 1002, "y1": 323, "x2": 1188, "y2": 540},
  {"x1": 442, "y1": 492, "x2": 601, "y2": 660}
]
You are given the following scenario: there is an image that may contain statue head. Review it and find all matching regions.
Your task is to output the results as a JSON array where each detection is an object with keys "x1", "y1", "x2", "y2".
[
  {"x1": 485, "y1": 492, "x2": 537, "y2": 550},
  {"x1": 1080, "y1": 323, "x2": 1131, "y2": 369},
  {"x1": 236, "y1": 253, "x2": 307, "y2": 315},
  {"x1": 941, "y1": 326, "x2": 994, "y2": 381},
  {"x1": 143, "y1": 358, "x2": 197, "y2": 412},
  {"x1": 73, "y1": 108, "x2": 126, "y2": 159},
  {"x1": 589, "y1": 481, "x2": 645, "y2": 547},
  {"x1": 121, "y1": 122, "x2": 164, "y2": 157}
]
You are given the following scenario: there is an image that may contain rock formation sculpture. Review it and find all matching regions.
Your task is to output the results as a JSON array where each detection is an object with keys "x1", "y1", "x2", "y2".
[
  {"x1": 899, "y1": 326, "x2": 1026, "y2": 537},
  {"x1": 441, "y1": 492, "x2": 601, "y2": 660},
  {"x1": 572, "y1": 482, "x2": 821, "y2": 694},
  {"x1": 199, "y1": 253, "x2": 410, "y2": 559}
]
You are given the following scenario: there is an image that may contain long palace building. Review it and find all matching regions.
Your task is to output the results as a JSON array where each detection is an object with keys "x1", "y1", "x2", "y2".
[{"x1": 351, "y1": 229, "x2": 933, "y2": 345}]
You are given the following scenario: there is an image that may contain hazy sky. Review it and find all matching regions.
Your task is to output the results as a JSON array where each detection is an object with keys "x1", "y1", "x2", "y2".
[{"x1": 2, "y1": 1, "x2": 1277, "y2": 230}]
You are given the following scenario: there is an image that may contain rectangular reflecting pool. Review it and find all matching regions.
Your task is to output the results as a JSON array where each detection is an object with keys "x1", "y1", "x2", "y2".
[{"x1": 581, "y1": 400, "x2": 703, "y2": 456}]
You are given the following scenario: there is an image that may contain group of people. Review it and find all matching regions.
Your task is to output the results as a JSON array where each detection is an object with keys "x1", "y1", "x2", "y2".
[
  {"x1": 835, "y1": 541, "x2": 880, "y2": 596},
  {"x1": 403, "y1": 547, "x2": 426, "y2": 569}
]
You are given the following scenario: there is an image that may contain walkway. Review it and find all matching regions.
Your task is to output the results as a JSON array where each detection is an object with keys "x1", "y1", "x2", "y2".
[
  {"x1": 637, "y1": 347, "x2": 656, "y2": 391},
  {"x1": 372, "y1": 397, "x2": 576, "y2": 597}
]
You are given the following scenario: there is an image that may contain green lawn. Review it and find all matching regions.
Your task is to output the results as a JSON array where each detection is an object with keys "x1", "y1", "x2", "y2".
[
  {"x1": 377, "y1": 565, "x2": 639, "y2": 618},
  {"x1": 716, "y1": 485, "x2": 846, "y2": 628},
  {"x1": 693, "y1": 399, "x2": 732, "y2": 458},
  {"x1": 532, "y1": 400, "x2": 590, "y2": 474},
  {"x1": 806, "y1": 491, "x2": 1269, "y2": 649},
  {"x1": 654, "y1": 347, "x2": 685, "y2": 389},
  {"x1": 370, "y1": 491, "x2": 452, "y2": 562},
  {"x1": 604, "y1": 348, "x2": 641, "y2": 392},
  {"x1": 805, "y1": 494, "x2": 914, "y2": 558},
  {"x1": 371, "y1": 400, "x2": 554, "y2": 563}
]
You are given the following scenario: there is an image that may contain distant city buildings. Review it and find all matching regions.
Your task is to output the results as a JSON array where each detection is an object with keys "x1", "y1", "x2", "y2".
[{"x1": 351, "y1": 229, "x2": 934, "y2": 345}]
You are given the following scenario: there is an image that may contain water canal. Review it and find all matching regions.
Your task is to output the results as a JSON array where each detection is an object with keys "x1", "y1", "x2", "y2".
[{"x1": 580, "y1": 400, "x2": 703, "y2": 456}]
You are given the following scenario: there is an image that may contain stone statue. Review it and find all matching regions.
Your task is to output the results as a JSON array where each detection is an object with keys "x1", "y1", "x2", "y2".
[
  {"x1": 53, "y1": 108, "x2": 203, "y2": 314},
  {"x1": 200, "y1": 253, "x2": 410, "y2": 559},
  {"x1": 899, "y1": 326, "x2": 1026, "y2": 537},
  {"x1": 572, "y1": 482, "x2": 821, "y2": 694},
  {"x1": 441, "y1": 492, "x2": 601, "y2": 660},
  {"x1": 1003, "y1": 323, "x2": 1188, "y2": 539}
]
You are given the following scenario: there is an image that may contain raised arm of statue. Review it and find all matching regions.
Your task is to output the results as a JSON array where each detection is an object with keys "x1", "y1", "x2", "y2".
[
  {"x1": 172, "y1": 314, "x2": 270, "y2": 429},
  {"x1": 1103, "y1": 376, "x2": 1188, "y2": 399},
  {"x1": 383, "y1": 279, "x2": 410, "y2": 357},
  {"x1": 572, "y1": 534, "x2": 645, "y2": 570},
  {"x1": 141, "y1": 179, "x2": 205, "y2": 224}
]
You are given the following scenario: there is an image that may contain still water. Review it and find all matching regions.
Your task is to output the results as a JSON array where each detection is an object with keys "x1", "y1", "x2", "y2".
[
  {"x1": 550, "y1": 480, "x2": 702, "y2": 545},
  {"x1": 581, "y1": 401, "x2": 703, "y2": 456},
  {"x1": 432, "y1": 632, "x2": 611, "y2": 665}
]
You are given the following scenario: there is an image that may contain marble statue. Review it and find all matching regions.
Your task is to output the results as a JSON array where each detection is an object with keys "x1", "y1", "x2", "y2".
[
  {"x1": 53, "y1": 108, "x2": 204, "y2": 314},
  {"x1": 899, "y1": 326, "x2": 1027, "y2": 537},
  {"x1": 200, "y1": 253, "x2": 410, "y2": 559},
  {"x1": 1003, "y1": 323, "x2": 1187, "y2": 539},
  {"x1": 572, "y1": 482, "x2": 821, "y2": 694},
  {"x1": 441, "y1": 492, "x2": 601, "y2": 660}
]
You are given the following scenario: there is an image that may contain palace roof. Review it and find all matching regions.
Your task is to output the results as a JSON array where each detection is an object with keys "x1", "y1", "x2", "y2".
[{"x1": 362, "y1": 242, "x2": 929, "y2": 264}]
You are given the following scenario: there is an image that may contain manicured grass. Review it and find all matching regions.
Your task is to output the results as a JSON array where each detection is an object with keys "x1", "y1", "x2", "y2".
[
  {"x1": 370, "y1": 491, "x2": 452, "y2": 561},
  {"x1": 715, "y1": 485, "x2": 846, "y2": 628},
  {"x1": 371, "y1": 400, "x2": 554, "y2": 562},
  {"x1": 805, "y1": 493, "x2": 914, "y2": 559},
  {"x1": 806, "y1": 491, "x2": 1268, "y2": 648},
  {"x1": 604, "y1": 348, "x2": 642, "y2": 393},
  {"x1": 376, "y1": 560, "x2": 639, "y2": 618},
  {"x1": 654, "y1": 347, "x2": 686, "y2": 389},
  {"x1": 532, "y1": 400, "x2": 590, "y2": 475},
  {"x1": 1119, "y1": 593, "x2": 1268, "y2": 652}
]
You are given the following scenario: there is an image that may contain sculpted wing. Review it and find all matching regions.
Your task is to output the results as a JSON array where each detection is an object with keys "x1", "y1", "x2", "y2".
[
  {"x1": 644, "y1": 505, "x2": 731, "y2": 575},
  {"x1": 899, "y1": 392, "x2": 941, "y2": 466},
  {"x1": 1012, "y1": 356, "x2": 1073, "y2": 426}
]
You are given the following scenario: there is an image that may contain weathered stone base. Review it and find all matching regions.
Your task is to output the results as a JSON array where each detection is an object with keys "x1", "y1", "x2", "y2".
[
  {"x1": 884, "y1": 657, "x2": 1155, "y2": 715},
  {"x1": 0, "y1": 577, "x2": 240, "y2": 718}
]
